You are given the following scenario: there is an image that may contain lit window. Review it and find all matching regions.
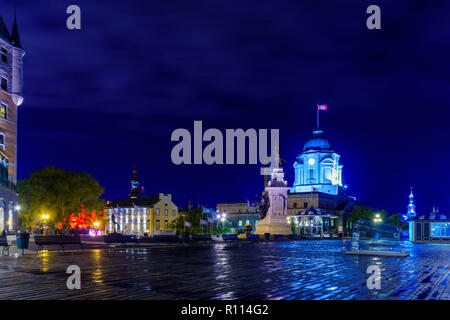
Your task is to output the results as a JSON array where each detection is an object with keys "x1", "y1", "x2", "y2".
[
  {"x1": 0, "y1": 104, "x2": 5, "y2": 119},
  {"x1": 309, "y1": 169, "x2": 314, "y2": 179},
  {"x1": 0, "y1": 48, "x2": 6, "y2": 63},
  {"x1": 255, "y1": 220, "x2": 259, "y2": 225},
  {"x1": 0, "y1": 133, "x2": 4, "y2": 150},
  {"x1": 164, "y1": 209, "x2": 168, "y2": 216},
  {"x1": 164, "y1": 220, "x2": 168, "y2": 229},
  {"x1": 246, "y1": 220, "x2": 250, "y2": 225},
  {"x1": 238, "y1": 220, "x2": 242, "y2": 226},
  {"x1": 0, "y1": 78, "x2": 6, "y2": 91},
  {"x1": 156, "y1": 209, "x2": 160, "y2": 216}
]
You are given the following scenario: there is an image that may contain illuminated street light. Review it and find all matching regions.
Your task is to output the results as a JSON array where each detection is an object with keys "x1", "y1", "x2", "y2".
[
  {"x1": 41, "y1": 214, "x2": 49, "y2": 221},
  {"x1": 93, "y1": 221, "x2": 100, "y2": 228},
  {"x1": 15, "y1": 205, "x2": 21, "y2": 211}
]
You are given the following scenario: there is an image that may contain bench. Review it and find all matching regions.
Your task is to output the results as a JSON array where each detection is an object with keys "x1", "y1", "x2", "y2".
[
  {"x1": 222, "y1": 234, "x2": 239, "y2": 241},
  {"x1": 103, "y1": 233, "x2": 138, "y2": 248},
  {"x1": 0, "y1": 234, "x2": 9, "y2": 256},
  {"x1": 34, "y1": 235, "x2": 83, "y2": 252},
  {"x1": 272, "y1": 234, "x2": 288, "y2": 240},
  {"x1": 191, "y1": 235, "x2": 212, "y2": 242},
  {"x1": 153, "y1": 235, "x2": 180, "y2": 243}
]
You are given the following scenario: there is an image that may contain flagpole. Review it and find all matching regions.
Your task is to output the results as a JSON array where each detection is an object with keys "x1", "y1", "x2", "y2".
[{"x1": 317, "y1": 105, "x2": 319, "y2": 129}]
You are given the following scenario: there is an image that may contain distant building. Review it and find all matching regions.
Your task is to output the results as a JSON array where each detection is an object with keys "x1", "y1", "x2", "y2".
[
  {"x1": 288, "y1": 128, "x2": 360, "y2": 236},
  {"x1": 216, "y1": 201, "x2": 260, "y2": 233},
  {"x1": 409, "y1": 207, "x2": 449, "y2": 243},
  {"x1": 105, "y1": 169, "x2": 178, "y2": 234},
  {"x1": 0, "y1": 13, "x2": 24, "y2": 232},
  {"x1": 106, "y1": 193, "x2": 178, "y2": 235}
]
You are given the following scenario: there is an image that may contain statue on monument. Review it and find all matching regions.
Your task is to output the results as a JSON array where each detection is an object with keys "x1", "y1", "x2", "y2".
[
  {"x1": 111, "y1": 212, "x2": 120, "y2": 233},
  {"x1": 259, "y1": 192, "x2": 270, "y2": 220}
]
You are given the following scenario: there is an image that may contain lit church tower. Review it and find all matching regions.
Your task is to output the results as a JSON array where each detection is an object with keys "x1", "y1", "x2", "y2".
[
  {"x1": 0, "y1": 12, "x2": 24, "y2": 232},
  {"x1": 406, "y1": 187, "x2": 416, "y2": 220},
  {"x1": 290, "y1": 129, "x2": 343, "y2": 195},
  {"x1": 128, "y1": 167, "x2": 140, "y2": 199}
]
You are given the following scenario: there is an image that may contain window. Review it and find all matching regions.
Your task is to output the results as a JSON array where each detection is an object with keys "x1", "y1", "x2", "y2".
[
  {"x1": 164, "y1": 209, "x2": 168, "y2": 216},
  {"x1": 0, "y1": 133, "x2": 4, "y2": 150},
  {"x1": 155, "y1": 220, "x2": 160, "y2": 230},
  {"x1": 304, "y1": 202, "x2": 308, "y2": 208},
  {"x1": 164, "y1": 220, "x2": 168, "y2": 229},
  {"x1": 309, "y1": 169, "x2": 314, "y2": 180},
  {"x1": 246, "y1": 220, "x2": 250, "y2": 225},
  {"x1": 0, "y1": 48, "x2": 6, "y2": 63},
  {"x1": 293, "y1": 202, "x2": 297, "y2": 209},
  {"x1": 156, "y1": 209, "x2": 160, "y2": 216},
  {"x1": 431, "y1": 223, "x2": 450, "y2": 238},
  {"x1": 172, "y1": 210, "x2": 176, "y2": 216},
  {"x1": 238, "y1": 220, "x2": 242, "y2": 227},
  {"x1": 1, "y1": 78, "x2": 6, "y2": 91},
  {"x1": 255, "y1": 220, "x2": 259, "y2": 225}
]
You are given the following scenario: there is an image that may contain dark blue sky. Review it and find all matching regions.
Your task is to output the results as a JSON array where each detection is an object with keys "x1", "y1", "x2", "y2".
[{"x1": 2, "y1": 1, "x2": 449, "y2": 214}]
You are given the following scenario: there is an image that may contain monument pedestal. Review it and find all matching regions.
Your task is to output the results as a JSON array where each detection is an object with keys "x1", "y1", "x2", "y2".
[
  {"x1": 253, "y1": 219, "x2": 292, "y2": 236},
  {"x1": 253, "y1": 179, "x2": 292, "y2": 236}
]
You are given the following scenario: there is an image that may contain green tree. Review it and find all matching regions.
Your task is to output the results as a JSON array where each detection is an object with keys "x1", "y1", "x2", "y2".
[
  {"x1": 387, "y1": 213, "x2": 404, "y2": 228},
  {"x1": 349, "y1": 207, "x2": 374, "y2": 224},
  {"x1": 17, "y1": 166, "x2": 105, "y2": 229}
]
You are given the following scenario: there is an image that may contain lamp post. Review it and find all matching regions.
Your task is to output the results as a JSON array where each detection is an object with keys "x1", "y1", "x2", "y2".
[
  {"x1": 373, "y1": 213, "x2": 382, "y2": 224},
  {"x1": 221, "y1": 212, "x2": 227, "y2": 235},
  {"x1": 216, "y1": 213, "x2": 221, "y2": 235}
]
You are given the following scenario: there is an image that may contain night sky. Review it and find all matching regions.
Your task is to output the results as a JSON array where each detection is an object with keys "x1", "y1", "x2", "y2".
[{"x1": 2, "y1": 1, "x2": 449, "y2": 214}]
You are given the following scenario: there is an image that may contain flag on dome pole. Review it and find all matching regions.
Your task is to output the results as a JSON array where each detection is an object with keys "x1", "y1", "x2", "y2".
[{"x1": 316, "y1": 104, "x2": 328, "y2": 128}]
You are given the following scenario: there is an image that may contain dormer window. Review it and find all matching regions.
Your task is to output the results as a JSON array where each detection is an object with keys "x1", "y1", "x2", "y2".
[{"x1": 0, "y1": 48, "x2": 6, "y2": 63}]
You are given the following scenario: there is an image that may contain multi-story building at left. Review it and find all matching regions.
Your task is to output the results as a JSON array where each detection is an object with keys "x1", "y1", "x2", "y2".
[{"x1": 0, "y1": 13, "x2": 24, "y2": 233}]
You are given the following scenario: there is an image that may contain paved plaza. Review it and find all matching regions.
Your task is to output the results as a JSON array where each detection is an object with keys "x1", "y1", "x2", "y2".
[{"x1": 0, "y1": 240, "x2": 448, "y2": 300}]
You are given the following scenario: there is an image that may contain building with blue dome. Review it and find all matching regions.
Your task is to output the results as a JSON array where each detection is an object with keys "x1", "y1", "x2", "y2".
[
  {"x1": 290, "y1": 129, "x2": 343, "y2": 195},
  {"x1": 287, "y1": 127, "x2": 359, "y2": 237}
]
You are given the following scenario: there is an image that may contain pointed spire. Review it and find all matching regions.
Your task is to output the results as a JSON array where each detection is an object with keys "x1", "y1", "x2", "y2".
[
  {"x1": 10, "y1": 10, "x2": 22, "y2": 49},
  {"x1": 0, "y1": 16, "x2": 10, "y2": 42},
  {"x1": 407, "y1": 187, "x2": 416, "y2": 219}
]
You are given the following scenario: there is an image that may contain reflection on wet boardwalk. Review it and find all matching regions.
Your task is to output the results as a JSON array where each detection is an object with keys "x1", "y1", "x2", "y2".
[{"x1": 0, "y1": 240, "x2": 448, "y2": 300}]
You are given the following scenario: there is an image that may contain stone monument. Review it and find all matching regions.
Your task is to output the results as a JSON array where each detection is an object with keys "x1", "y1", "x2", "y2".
[{"x1": 254, "y1": 150, "x2": 292, "y2": 236}]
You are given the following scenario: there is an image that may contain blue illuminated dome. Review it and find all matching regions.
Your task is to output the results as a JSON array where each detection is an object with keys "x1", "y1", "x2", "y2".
[{"x1": 303, "y1": 130, "x2": 332, "y2": 152}]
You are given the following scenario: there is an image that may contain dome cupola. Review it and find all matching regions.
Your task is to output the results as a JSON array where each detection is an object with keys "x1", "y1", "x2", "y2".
[{"x1": 303, "y1": 130, "x2": 332, "y2": 152}]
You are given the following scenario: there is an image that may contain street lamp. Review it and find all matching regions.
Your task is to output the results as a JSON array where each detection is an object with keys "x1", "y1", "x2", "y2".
[{"x1": 15, "y1": 205, "x2": 21, "y2": 211}]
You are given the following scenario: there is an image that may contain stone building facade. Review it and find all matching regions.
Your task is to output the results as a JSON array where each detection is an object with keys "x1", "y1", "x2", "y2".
[
  {"x1": 106, "y1": 193, "x2": 179, "y2": 235},
  {"x1": 0, "y1": 14, "x2": 24, "y2": 232}
]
